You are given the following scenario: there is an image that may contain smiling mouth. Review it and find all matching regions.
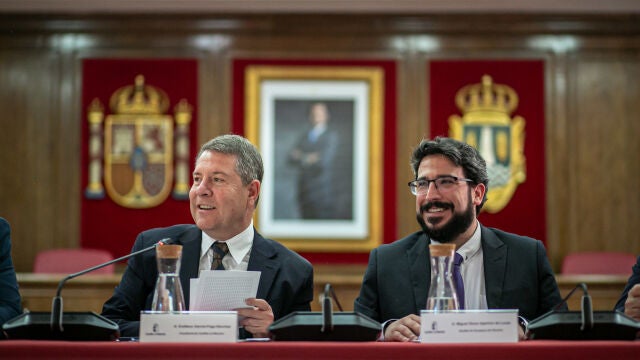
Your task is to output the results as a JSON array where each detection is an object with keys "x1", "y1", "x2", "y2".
[
  {"x1": 421, "y1": 202, "x2": 453, "y2": 215},
  {"x1": 198, "y1": 205, "x2": 215, "y2": 210}
]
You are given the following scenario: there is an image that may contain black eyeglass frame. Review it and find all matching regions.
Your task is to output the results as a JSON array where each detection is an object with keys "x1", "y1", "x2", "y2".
[{"x1": 407, "y1": 175, "x2": 475, "y2": 195}]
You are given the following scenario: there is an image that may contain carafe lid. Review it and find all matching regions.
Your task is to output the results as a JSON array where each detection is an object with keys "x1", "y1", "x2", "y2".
[
  {"x1": 428, "y1": 243, "x2": 455, "y2": 257},
  {"x1": 156, "y1": 244, "x2": 182, "y2": 259}
]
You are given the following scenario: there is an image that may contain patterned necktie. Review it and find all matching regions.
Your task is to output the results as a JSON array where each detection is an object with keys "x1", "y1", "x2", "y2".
[
  {"x1": 452, "y1": 253, "x2": 465, "y2": 309},
  {"x1": 210, "y1": 242, "x2": 229, "y2": 270}
]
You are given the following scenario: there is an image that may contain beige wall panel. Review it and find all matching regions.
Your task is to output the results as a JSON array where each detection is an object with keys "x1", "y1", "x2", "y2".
[
  {"x1": 0, "y1": 50, "x2": 71, "y2": 271},
  {"x1": 567, "y1": 53, "x2": 640, "y2": 256}
]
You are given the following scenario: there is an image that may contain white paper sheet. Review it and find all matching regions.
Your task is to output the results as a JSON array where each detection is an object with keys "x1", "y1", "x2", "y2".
[{"x1": 189, "y1": 270, "x2": 261, "y2": 311}]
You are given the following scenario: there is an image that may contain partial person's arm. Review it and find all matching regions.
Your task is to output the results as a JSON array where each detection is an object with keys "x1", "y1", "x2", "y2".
[
  {"x1": 615, "y1": 256, "x2": 640, "y2": 317},
  {"x1": 0, "y1": 218, "x2": 22, "y2": 338},
  {"x1": 622, "y1": 284, "x2": 640, "y2": 321}
]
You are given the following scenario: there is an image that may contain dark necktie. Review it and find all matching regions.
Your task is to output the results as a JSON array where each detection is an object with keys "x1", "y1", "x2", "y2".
[
  {"x1": 453, "y1": 253, "x2": 465, "y2": 309},
  {"x1": 210, "y1": 242, "x2": 229, "y2": 270}
]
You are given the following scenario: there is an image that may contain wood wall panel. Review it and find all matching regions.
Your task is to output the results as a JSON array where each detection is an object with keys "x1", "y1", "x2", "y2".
[
  {"x1": 0, "y1": 50, "x2": 71, "y2": 270},
  {"x1": 0, "y1": 14, "x2": 639, "y2": 274},
  {"x1": 568, "y1": 54, "x2": 640, "y2": 254}
]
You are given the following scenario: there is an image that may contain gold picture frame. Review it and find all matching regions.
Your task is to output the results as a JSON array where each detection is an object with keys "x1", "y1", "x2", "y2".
[{"x1": 245, "y1": 66, "x2": 383, "y2": 252}]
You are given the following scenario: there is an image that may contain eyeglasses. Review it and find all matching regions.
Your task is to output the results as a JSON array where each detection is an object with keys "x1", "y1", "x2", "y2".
[{"x1": 408, "y1": 176, "x2": 474, "y2": 196}]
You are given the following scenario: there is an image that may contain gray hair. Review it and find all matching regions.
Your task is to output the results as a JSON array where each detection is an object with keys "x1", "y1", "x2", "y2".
[
  {"x1": 195, "y1": 134, "x2": 264, "y2": 186},
  {"x1": 410, "y1": 136, "x2": 488, "y2": 212}
]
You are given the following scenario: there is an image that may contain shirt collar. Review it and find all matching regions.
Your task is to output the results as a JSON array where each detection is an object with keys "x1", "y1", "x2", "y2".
[
  {"x1": 200, "y1": 221, "x2": 254, "y2": 264},
  {"x1": 457, "y1": 220, "x2": 482, "y2": 261}
]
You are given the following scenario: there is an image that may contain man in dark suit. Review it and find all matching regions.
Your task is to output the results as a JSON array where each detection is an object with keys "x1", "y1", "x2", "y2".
[
  {"x1": 615, "y1": 256, "x2": 640, "y2": 320},
  {"x1": 102, "y1": 135, "x2": 313, "y2": 338},
  {"x1": 288, "y1": 102, "x2": 339, "y2": 219},
  {"x1": 354, "y1": 137, "x2": 564, "y2": 341},
  {"x1": 0, "y1": 217, "x2": 22, "y2": 338}
]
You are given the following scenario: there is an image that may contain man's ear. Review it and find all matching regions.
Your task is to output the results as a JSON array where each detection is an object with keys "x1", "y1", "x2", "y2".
[
  {"x1": 473, "y1": 183, "x2": 486, "y2": 206},
  {"x1": 247, "y1": 179, "x2": 261, "y2": 207}
]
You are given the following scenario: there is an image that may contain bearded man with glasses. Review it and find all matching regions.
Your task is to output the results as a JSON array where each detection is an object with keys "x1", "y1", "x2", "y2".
[{"x1": 354, "y1": 137, "x2": 564, "y2": 342}]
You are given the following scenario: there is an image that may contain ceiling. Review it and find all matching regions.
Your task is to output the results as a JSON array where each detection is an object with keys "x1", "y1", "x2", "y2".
[{"x1": 1, "y1": 0, "x2": 639, "y2": 14}]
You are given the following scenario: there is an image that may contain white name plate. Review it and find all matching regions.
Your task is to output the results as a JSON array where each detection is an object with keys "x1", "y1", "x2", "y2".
[
  {"x1": 420, "y1": 309, "x2": 518, "y2": 343},
  {"x1": 140, "y1": 311, "x2": 238, "y2": 343}
]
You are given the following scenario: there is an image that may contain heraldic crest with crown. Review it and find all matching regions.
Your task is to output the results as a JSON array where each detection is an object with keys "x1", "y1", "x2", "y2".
[
  {"x1": 85, "y1": 75, "x2": 193, "y2": 209},
  {"x1": 448, "y1": 75, "x2": 526, "y2": 214}
]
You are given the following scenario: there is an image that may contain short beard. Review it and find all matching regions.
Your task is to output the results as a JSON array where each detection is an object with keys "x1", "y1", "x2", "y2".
[{"x1": 416, "y1": 190, "x2": 475, "y2": 243}]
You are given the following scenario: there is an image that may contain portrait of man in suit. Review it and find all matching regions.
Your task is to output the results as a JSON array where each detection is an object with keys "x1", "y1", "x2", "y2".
[{"x1": 287, "y1": 102, "x2": 347, "y2": 220}]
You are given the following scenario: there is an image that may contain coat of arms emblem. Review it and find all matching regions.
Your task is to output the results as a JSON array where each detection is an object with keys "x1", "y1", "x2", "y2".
[
  {"x1": 449, "y1": 75, "x2": 526, "y2": 213},
  {"x1": 84, "y1": 75, "x2": 192, "y2": 208}
]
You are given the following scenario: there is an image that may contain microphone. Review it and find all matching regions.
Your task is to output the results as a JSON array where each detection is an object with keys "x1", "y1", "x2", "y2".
[
  {"x1": 528, "y1": 282, "x2": 639, "y2": 340},
  {"x1": 269, "y1": 283, "x2": 381, "y2": 341},
  {"x1": 51, "y1": 237, "x2": 173, "y2": 332},
  {"x1": 3, "y1": 238, "x2": 173, "y2": 341},
  {"x1": 578, "y1": 283, "x2": 593, "y2": 331},
  {"x1": 321, "y1": 283, "x2": 334, "y2": 333}
]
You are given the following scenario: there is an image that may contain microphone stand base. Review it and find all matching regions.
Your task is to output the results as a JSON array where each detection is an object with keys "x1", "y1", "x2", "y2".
[{"x1": 2, "y1": 312, "x2": 119, "y2": 341}]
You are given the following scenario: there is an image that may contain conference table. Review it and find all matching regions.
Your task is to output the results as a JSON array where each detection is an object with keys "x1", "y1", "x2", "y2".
[{"x1": 2, "y1": 339, "x2": 639, "y2": 360}]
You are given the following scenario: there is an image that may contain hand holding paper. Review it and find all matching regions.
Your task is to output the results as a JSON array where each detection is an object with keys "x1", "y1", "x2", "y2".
[{"x1": 237, "y1": 298, "x2": 274, "y2": 337}]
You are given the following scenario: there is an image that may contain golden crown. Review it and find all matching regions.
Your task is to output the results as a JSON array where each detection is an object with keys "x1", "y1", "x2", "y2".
[
  {"x1": 455, "y1": 75, "x2": 518, "y2": 115},
  {"x1": 109, "y1": 75, "x2": 170, "y2": 114}
]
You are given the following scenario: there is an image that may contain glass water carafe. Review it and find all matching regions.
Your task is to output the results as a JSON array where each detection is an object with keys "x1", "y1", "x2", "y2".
[
  {"x1": 425, "y1": 243, "x2": 460, "y2": 312},
  {"x1": 151, "y1": 244, "x2": 186, "y2": 312}
]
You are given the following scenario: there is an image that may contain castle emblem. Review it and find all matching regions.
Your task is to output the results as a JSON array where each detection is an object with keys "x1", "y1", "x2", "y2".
[
  {"x1": 448, "y1": 75, "x2": 526, "y2": 213},
  {"x1": 85, "y1": 75, "x2": 192, "y2": 208}
]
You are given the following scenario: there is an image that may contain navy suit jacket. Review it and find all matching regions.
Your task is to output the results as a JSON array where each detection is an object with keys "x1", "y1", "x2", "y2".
[
  {"x1": 0, "y1": 217, "x2": 22, "y2": 338},
  {"x1": 615, "y1": 256, "x2": 640, "y2": 312},
  {"x1": 354, "y1": 226, "x2": 565, "y2": 323},
  {"x1": 101, "y1": 224, "x2": 314, "y2": 337}
]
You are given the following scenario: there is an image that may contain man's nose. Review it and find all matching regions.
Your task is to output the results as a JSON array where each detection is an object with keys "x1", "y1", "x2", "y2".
[
  {"x1": 424, "y1": 181, "x2": 441, "y2": 199},
  {"x1": 193, "y1": 181, "x2": 211, "y2": 196}
]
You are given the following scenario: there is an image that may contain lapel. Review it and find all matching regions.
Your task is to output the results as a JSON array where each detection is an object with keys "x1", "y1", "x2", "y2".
[
  {"x1": 408, "y1": 233, "x2": 430, "y2": 312},
  {"x1": 246, "y1": 231, "x2": 279, "y2": 299},
  {"x1": 176, "y1": 227, "x2": 202, "y2": 308},
  {"x1": 481, "y1": 226, "x2": 507, "y2": 308}
]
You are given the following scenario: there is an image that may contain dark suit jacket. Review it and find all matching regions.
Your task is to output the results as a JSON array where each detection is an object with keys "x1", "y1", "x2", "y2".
[
  {"x1": 354, "y1": 226, "x2": 565, "y2": 323},
  {"x1": 615, "y1": 256, "x2": 640, "y2": 312},
  {"x1": 289, "y1": 127, "x2": 340, "y2": 219},
  {"x1": 0, "y1": 217, "x2": 22, "y2": 338},
  {"x1": 101, "y1": 224, "x2": 314, "y2": 337}
]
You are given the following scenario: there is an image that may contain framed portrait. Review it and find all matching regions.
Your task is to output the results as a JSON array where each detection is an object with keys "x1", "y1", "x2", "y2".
[{"x1": 245, "y1": 66, "x2": 384, "y2": 252}]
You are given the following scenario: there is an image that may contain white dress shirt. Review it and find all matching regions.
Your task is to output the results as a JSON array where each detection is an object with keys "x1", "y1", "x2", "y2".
[{"x1": 198, "y1": 221, "x2": 253, "y2": 275}]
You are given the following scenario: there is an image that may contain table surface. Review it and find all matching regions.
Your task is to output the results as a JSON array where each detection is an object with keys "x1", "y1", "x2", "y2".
[{"x1": 2, "y1": 339, "x2": 640, "y2": 360}]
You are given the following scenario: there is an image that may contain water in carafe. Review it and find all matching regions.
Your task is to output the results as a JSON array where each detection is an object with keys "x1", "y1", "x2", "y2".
[
  {"x1": 425, "y1": 243, "x2": 460, "y2": 312},
  {"x1": 151, "y1": 244, "x2": 186, "y2": 312}
]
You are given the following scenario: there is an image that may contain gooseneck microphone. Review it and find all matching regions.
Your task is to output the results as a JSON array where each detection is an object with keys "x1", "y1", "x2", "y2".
[
  {"x1": 320, "y1": 283, "x2": 347, "y2": 333},
  {"x1": 578, "y1": 283, "x2": 593, "y2": 331},
  {"x1": 50, "y1": 238, "x2": 173, "y2": 333},
  {"x1": 321, "y1": 284, "x2": 333, "y2": 333}
]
